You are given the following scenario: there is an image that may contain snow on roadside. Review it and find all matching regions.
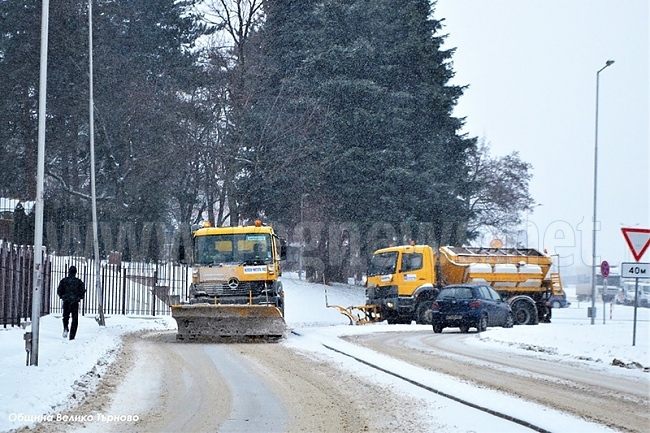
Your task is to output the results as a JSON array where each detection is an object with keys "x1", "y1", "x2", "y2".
[{"x1": 0, "y1": 315, "x2": 175, "y2": 432}]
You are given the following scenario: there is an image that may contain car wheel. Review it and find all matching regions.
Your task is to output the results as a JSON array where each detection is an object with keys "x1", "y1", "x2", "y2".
[
  {"x1": 477, "y1": 314, "x2": 488, "y2": 332},
  {"x1": 432, "y1": 324, "x2": 443, "y2": 334},
  {"x1": 503, "y1": 312, "x2": 514, "y2": 328},
  {"x1": 459, "y1": 324, "x2": 470, "y2": 333},
  {"x1": 551, "y1": 300, "x2": 561, "y2": 309}
]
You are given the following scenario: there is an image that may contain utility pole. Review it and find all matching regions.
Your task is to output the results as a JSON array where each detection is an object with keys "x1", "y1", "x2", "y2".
[
  {"x1": 88, "y1": 0, "x2": 105, "y2": 326},
  {"x1": 30, "y1": 0, "x2": 51, "y2": 366}
]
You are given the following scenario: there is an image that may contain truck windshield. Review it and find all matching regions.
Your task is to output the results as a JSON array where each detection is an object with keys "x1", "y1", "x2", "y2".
[
  {"x1": 194, "y1": 233, "x2": 272, "y2": 265},
  {"x1": 368, "y1": 252, "x2": 398, "y2": 276}
]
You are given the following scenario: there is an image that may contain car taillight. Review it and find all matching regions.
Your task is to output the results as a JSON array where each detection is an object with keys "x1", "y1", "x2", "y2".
[
  {"x1": 469, "y1": 300, "x2": 481, "y2": 309},
  {"x1": 432, "y1": 301, "x2": 440, "y2": 311}
]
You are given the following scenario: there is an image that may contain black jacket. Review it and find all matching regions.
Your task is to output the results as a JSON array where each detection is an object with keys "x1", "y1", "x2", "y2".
[{"x1": 57, "y1": 276, "x2": 86, "y2": 303}]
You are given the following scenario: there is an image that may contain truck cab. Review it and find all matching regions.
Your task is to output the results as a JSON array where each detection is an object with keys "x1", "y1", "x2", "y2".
[
  {"x1": 366, "y1": 245, "x2": 438, "y2": 324},
  {"x1": 188, "y1": 221, "x2": 287, "y2": 314}
]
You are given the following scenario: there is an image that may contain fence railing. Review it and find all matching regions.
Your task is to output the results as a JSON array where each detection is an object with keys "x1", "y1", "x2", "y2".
[
  {"x1": 48, "y1": 256, "x2": 190, "y2": 317},
  {"x1": 1, "y1": 241, "x2": 190, "y2": 327},
  {"x1": 0, "y1": 241, "x2": 51, "y2": 327}
]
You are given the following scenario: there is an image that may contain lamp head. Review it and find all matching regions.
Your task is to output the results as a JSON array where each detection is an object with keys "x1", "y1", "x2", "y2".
[{"x1": 605, "y1": 59, "x2": 615, "y2": 67}]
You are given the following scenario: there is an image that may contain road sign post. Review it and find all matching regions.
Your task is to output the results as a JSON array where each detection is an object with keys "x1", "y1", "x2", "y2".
[
  {"x1": 621, "y1": 262, "x2": 650, "y2": 346},
  {"x1": 600, "y1": 260, "x2": 610, "y2": 324},
  {"x1": 620, "y1": 228, "x2": 650, "y2": 346}
]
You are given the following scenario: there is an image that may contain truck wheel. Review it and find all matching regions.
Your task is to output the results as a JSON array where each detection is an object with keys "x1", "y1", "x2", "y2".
[
  {"x1": 432, "y1": 324, "x2": 443, "y2": 333},
  {"x1": 387, "y1": 314, "x2": 408, "y2": 325},
  {"x1": 476, "y1": 314, "x2": 488, "y2": 332},
  {"x1": 415, "y1": 300, "x2": 434, "y2": 325},
  {"x1": 459, "y1": 324, "x2": 470, "y2": 333},
  {"x1": 512, "y1": 301, "x2": 537, "y2": 325}
]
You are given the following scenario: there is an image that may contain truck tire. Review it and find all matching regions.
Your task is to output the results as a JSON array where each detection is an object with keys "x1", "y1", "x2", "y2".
[
  {"x1": 386, "y1": 314, "x2": 410, "y2": 325},
  {"x1": 415, "y1": 300, "x2": 434, "y2": 325},
  {"x1": 432, "y1": 323, "x2": 443, "y2": 333},
  {"x1": 512, "y1": 300, "x2": 538, "y2": 325}
]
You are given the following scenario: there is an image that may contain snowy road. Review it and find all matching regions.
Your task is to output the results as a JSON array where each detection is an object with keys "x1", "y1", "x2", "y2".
[
  {"x1": 45, "y1": 327, "x2": 632, "y2": 433},
  {"x1": 63, "y1": 331, "x2": 454, "y2": 433},
  {"x1": 345, "y1": 330, "x2": 650, "y2": 432}
]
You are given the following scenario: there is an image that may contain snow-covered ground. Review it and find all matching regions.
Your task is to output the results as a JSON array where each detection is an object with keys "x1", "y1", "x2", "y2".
[{"x1": 1, "y1": 274, "x2": 648, "y2": 432}]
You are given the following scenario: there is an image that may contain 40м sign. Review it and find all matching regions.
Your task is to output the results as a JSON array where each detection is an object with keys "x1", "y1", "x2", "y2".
[{"x1": 621, "y1": 262, "x2": 650, "y2": 279}]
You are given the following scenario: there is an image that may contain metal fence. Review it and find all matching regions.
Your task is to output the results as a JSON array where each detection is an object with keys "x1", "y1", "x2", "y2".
[
  {"x1": 0, "y1": 241, "x2": 51, "y2": 327},
  {"x1": 48, "y1": 256, "x2": 190, "y2": 317}
]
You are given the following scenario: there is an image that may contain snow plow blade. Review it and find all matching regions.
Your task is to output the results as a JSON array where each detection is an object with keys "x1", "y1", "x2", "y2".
[
  {"x1": 171, "y1": 304, "x2": 286, "y2": 343},
  {"x1": 327, "y1": 304, "x2": 382, "y2": 325}
]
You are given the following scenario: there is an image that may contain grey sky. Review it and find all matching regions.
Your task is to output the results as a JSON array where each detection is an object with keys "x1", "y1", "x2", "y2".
[{"x1": 434, "y1": 0, "x2": 649, "y2": 273}]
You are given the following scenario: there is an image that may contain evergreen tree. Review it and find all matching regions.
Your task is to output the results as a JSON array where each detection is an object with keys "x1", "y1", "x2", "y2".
[{"x1": 249, "y1": 0, "x2": 473, "y2": 265}]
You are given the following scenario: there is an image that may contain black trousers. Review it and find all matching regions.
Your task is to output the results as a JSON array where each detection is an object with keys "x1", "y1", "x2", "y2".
[{"x1": 62, "y1": 300, "x2": 80, "y2": 339}]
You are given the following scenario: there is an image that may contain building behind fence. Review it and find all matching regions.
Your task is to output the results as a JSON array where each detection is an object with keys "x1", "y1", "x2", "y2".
[
  {"x1": 0, "y1": 241, "x2": 51, "y2": 327},
  {"x1": 1, "y1": 240, "x2": 190, "y2": 327}
]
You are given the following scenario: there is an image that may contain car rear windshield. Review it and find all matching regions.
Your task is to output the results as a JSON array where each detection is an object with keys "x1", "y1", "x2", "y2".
[{"x1": 438, "y1": 287, "x2": 474, "y2": 300}]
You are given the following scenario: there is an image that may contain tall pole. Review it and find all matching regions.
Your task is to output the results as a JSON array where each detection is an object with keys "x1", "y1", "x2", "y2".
[
  {"x1": 30, "y1": 0, "x2": 50, "y2": 366},
  {"x1": 88, "y1": 0, "x2": 105, "y2": 326},
  {"x1": 591, "y1": 59, "x2": 614, "y2": 325},
  {"x1": 299, "y1": 193, "x2": 307, "y2": 280}
]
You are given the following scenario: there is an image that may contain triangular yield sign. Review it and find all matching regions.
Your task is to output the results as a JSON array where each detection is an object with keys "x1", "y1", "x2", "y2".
[{"x1": 621, "y1": 227, "x2": 650, "y2": 261}]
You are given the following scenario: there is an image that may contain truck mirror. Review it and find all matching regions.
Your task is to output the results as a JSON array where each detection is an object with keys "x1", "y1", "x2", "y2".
[
  {"x1": 279, "y1": 238, "x2": 287, "y2": 261},
  {"x1": 178, "y1": 244, "x2": 193, "y2": 265}
]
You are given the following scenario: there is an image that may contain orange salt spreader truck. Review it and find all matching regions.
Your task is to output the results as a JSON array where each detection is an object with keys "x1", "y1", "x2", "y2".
[{"x1": 329, "y1": 244, "x2": 564, "y2": 326}]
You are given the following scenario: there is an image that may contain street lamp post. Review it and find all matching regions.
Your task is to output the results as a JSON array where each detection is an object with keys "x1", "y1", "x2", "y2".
[
  {"x1": 591, "y1": 59, "x2": 614, "y2": 325},
  {"x1": 299, "y1": 193, "x2": 309, "y2": 280}
]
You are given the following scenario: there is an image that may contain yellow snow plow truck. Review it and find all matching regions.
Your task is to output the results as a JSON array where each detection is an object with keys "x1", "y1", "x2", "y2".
[
  {"x1": 171, "y1": 220, "x2": 287, "y2": 342},
  {"x1": 333, "y1": 244, "x2": 564, "y2": 326}
]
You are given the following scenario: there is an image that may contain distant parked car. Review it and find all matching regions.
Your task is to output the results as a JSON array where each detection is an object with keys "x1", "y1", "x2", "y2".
[
  {"x1": 548, "y1": 294, "x2": 571, "y2": 309},
  {"x1": 431, "y1": 284, "x2": 514, "y2": 333},
  {"x1": 619, "y1": 283, "x2": 650, "y2": 307},
  {"x1": 638, "y1": 285, "x2": 650, "y2": 308},
  {"x1": 614, "y1": 287, "x2": 634, "y2": 305}
]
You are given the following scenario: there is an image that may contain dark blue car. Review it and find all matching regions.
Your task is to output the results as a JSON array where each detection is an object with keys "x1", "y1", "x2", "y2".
[{"x1": 431, "y1": 284, "x2": 514, "y2": 333}]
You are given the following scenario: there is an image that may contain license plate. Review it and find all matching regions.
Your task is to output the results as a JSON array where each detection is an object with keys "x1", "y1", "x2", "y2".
[{"x1": 446, "y1": 315, "x2": 462, "y2": 320}]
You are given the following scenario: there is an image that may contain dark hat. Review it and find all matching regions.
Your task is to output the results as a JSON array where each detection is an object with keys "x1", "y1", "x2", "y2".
[{"x1": 68, "y1": 266, "x2": 77, "y2": 276}]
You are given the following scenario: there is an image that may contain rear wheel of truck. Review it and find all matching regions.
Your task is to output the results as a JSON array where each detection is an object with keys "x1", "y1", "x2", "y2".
[
  {"x1": 432, "y1": 323, "x2": 443, "y2": 333},
  {"x1": 511, "y1": 300, "x2": 538, "y2": 325},
  {"x1": 459, "y1": 324, "x2": 470, "y2": 333}
]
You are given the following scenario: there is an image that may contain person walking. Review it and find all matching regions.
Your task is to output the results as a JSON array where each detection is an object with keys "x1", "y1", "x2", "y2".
[{"x1": 57, "y1": 266, "x2": 86, "y2": 340}]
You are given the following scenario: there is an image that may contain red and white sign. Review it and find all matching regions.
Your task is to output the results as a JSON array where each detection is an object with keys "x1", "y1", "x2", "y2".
[
  {"x1": 621, "y1": 227, "x2": 650, "y2": 261},
  {"x1": 600, "y1": 260, "x2": 610, "y2": 278}
]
